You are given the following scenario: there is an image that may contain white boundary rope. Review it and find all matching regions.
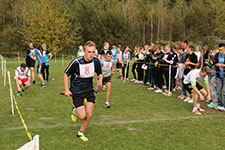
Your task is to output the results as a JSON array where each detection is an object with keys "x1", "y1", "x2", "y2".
[
  {"x1": 7, "y1": 71, "x2": 14, "y2": 115},
  {"x1": 4, "y1": 59, "x2": 6, "y2": 86}
]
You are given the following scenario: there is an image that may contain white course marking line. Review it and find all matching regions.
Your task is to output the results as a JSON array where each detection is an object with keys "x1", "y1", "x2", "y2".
[{"x1": 2, "y1": 115, "x2": 224, "y2": 131}]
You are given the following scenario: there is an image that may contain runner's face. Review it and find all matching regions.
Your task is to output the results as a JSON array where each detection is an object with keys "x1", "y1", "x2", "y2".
[
  {"x1": 29, "y1": 43, "x2": 33, "y2": 49},
  {"x1": 106, "y1": 54, "x2": 111, "y2": 61},
  {"x1": 219, "y1": 47, "x2": 225, "y2": 55},
  {"x1": 21, "y1": 67, "x2": 26, "y2": 72},
  {"x1": 84, "y1": 46, "x2": 95, "y2": 62},
  {"x1": 200, "y1": 71, "x2": 207, "y2": 77}
]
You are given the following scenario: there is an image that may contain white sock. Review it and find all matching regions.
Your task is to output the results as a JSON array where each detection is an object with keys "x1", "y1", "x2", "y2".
[
  {"x1": 192, "y1": 107, "x2": 197, "y2": 112},
  {"x1": 72, "y1": 108, "x2": 76, "y2": 114},
  {"x1": 106, "y1": 102, "x2": 109, "y2": 105},
  {"x1": 196, "y1": 104, "x2": 200, "y2": 108},
  {"x1": 78, "y1": 130, "x2": 83, "y2": 135}
]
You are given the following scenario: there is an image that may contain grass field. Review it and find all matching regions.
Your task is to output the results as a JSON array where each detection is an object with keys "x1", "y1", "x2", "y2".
[{"x1": 0, "y1": 58, "x2": 225, "y2": 150}]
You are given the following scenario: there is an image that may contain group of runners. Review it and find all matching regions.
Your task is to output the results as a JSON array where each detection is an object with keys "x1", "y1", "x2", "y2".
[
  {"x1": 13, "y1": 40, "x2": 225, "y2": 142},
  {"x1": 14, "y1": 42, "x2": 52, "y2": 96}
]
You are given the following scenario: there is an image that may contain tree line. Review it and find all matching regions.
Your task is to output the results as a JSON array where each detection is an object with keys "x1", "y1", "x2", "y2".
[{"x1": 0, "y1": 0, "x2": 224, "y2": 56}]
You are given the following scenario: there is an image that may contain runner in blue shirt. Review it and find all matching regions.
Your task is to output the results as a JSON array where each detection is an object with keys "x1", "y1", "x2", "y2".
[
  {"x1": 42, "y1": 43, "x2": 52, "y2": 83},
  {"x1": 111, "y1": 44, "x2": 118, "y2": 64},
  {"x1": 30, "y1": 43, "x2": 47, "y2": 87}
]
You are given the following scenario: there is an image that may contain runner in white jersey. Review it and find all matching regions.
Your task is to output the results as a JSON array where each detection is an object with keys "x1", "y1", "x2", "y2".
[
  {"x1": 14, "y1": 63, "x2": 31, "y2": 96},
  {"x1": 100, "y1": 51, "x2": 115, "y2": 108},
  {"x1": 183, "y1": 67, "x2": 211, "y2": 115}
]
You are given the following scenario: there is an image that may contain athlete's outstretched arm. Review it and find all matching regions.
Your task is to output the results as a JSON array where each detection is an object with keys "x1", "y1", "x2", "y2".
[{"x1": 64, "y1": 73, "x2": 72, "y2": 97}]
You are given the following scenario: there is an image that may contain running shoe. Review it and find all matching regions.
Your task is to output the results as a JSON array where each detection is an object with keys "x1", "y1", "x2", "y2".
[
  {"x1": 218, "y1": 106, "x2": 225, "y2": 111},
  {"x1": 77, "y1": 133, "x2": 88, "y2": 142},
  {"x1": 40, "y1": 83, "x2": 47, "y2": 87},
  {"x1": 155, "y1": 89, "x2": 162, "y2": 93},
  {"x1": 162, "y1": 85, "x2": 167, "y2": 89},
  {"x1": 131, "y1": 79, "x2": 136, "y2": 82},
  {"x1": 147, "y1": 87, "x2": 154, "y2": 90},
  {"x1": 21, "y1": 90, "x2": 24, "y2": 95},
  {"x1": 71, "y1": 113, "x2": 77, "y2": 122},
  {"x1": 162, "y1": 91, "x2": 169, "y2": 96},
  {"x1": 105, "y1": 102, "x2": 111, "y2": 108},
  {"x1": 187, "y1": 99, "x2": 193, "y2": 103},
  {"x1": 198, "y1": 106, "x2": 205, "y2": 112},
  {"x1": 17, "y1": 92, "x2": 21, "y2": 96},
  {"x1": 167, "y1": 92, "x2": 172, "y2": 96},
  {"x1": 184, "y1": 97, "x2": 190, "y2": 102},
  {"x1": 215, "y1": 106, "x2": 222, "y2": 110},
  {"x1": 193, "y1": 110, "x2": 202, "y2": 115},
  {"x1": 207, "y1": 102, "x2": 218, "y2": 108}
]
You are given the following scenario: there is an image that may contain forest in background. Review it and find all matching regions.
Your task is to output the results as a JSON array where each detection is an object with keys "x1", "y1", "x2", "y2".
[{"x1": 0, "y1": 0, "x2": 224, "y2": 56}]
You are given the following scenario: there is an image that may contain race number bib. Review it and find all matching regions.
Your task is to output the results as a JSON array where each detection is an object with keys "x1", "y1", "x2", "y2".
[
  {"x1": 79, "y1": 62, "x2": 95, "y2": 78},
  {"x1": 124, "y1": 54, "x2": 128, "y2": 59},
  {"x1": 104, "y1": 62, "x2": 112, "y2": 70}
]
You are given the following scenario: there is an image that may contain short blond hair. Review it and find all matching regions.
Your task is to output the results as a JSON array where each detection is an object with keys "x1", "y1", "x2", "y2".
[{"x1": 84, "y1": 41, "x2": 96, "y2": 49}]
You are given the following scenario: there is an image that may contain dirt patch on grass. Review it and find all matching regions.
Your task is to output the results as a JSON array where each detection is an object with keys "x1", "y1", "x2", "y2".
[
  {"x1": 127, "y1": 127, "x2": 138, "y2": 131},
  {"x1": 39, "y1": 117, "x2": 55, "y2": 120},
  {"x1": 25, "y1": 108, "x2": 35, "y2": 111}
]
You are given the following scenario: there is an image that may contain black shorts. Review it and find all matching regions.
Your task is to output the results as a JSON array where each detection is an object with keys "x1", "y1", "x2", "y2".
[
  {"x1": 37, "y1": 63, "x2": 45, "y2": 74},
  {"x1": 116, "y1": 62, "x2": 122, "y2": 69},
  {"x1": 184, "y1": 82, "x2": 203, "y2": 94},
  {"x1": 72, "y1": 90, "x2": 95, "y2": 108},
  {"x1": 26, "y1": 57, "x2": 35, "y2": 68},
  {"x1": 103, "y1": 76, "x2": 112, "y2": 85}
]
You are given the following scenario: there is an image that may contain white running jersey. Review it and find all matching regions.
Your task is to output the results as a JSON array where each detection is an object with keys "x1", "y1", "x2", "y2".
[
  {"x1": 78, "y1": 61, "x2": 95, "y2": 78},
  {"x1": 15, "y1": 67, "x2": 31, "y2": 79},
  {"x1": 183, "y1": 69, "x2": 208, "y2": 84}
]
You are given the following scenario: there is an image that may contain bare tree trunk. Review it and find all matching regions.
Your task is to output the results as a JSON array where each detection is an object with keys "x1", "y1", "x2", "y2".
[
  {"x1": 161, "y1": 19, "x2": 164, "y2": 40},
  {"x1": 169, "y1": 23, "x2": 173, "y2": 41},
  {"x1": 143, "y1": 20, "x2": 146, "y2": 45},
  {"x1": 151, "y1": 18, "x2": 153, "y2": 43},
  {"x1": 157, "y1": 16, "x2": 160, "y2": 42}
]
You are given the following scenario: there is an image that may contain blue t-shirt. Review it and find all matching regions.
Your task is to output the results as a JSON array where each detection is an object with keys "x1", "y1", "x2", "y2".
[
  {"x1": 77, "y1": 51, "x2": 84, "y2": 57},
  {"x1": 43, "y1": 50, "x2": 52, "y2": 66},
  {"x1": 34, "y1": 49, "x2": 44, "y2": 64},
  {"x1": 111, "y1": 49, "x2": 118, "y2": 60},
  {"x1": 218, "y1": 53, "x2": 225, "y2": 77}
]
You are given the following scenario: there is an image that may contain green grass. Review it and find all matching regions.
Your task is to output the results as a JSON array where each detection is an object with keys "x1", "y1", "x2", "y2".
[{"x1": 0, "y1": 58, "x2": 225, "y2": 150}]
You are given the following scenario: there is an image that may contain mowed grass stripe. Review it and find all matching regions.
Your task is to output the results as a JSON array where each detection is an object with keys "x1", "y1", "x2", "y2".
[{"x1": 2, "y1": 114, "x2": 224, "y2": 131}]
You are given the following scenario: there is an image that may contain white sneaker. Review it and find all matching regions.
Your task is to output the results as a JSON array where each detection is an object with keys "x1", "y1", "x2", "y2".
[
  {"x1": 135, "y1": 80, "x2": 139, "y2": 83},
  {"x1": 184, "y1": 97, "x2": 190, "y2": 102},
  {"x1": 218, "y1": 106, "x2": 225, "y2": 111},
  {"x1": 162, "y1": 85, "x2": 167, "y2": 89},
  {"x1": 138, "y1": 81, "x2": 143, "y2": 84},
  {"x1": 154, "y1": 85, "x2": 157, "y2": 88},
  {"x1": 105, "y1": 102, "x2": 110, "y2": 108},
  {"x1": 147, "y1": 87, "x2": 154, "y2": 90},
  {"x1": 198, "y1": 106, "x2": 205, "y2": 112},
  {"x1": 172, "y1": 88, "x2": 176, "y2": 92},
  {"x1": 131, "y1": 79, "x2": 136, "y2": 82},
  {"x1": 155, "y1": 89, "x2": 162, "y2": 93},
  {"x1": 187, "y1": 99, "x2": 193, "y2": 103}
]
